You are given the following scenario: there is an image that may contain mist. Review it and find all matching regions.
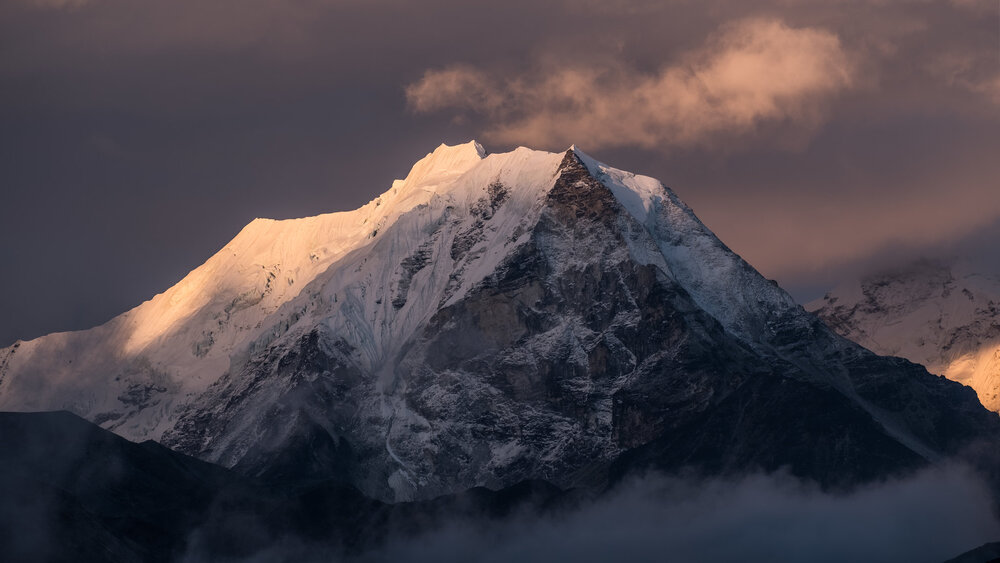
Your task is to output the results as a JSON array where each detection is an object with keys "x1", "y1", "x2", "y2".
[
  {"x1": 365, "y1": 468, "x2": 997, "y2": 563},
  {"x1": 172, "y1": 465, "x2": 1000, "y2": 563}
]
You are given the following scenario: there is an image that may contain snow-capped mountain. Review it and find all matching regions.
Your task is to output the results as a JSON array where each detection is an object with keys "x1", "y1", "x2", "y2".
[
  {"x1": 1, "y1": 142, "x2": 996, "y2": 502},
  {"x1": 808, "y1": 261, "x2": 1000, "y2": 411}
]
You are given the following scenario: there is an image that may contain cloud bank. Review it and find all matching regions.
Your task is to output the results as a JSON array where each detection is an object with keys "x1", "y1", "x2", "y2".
[{"x1": 365, "y1": 466, "x2": 999, "y2": 563}]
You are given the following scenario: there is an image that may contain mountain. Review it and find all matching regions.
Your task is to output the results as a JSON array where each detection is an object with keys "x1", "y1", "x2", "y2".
[
  {"x1": 1, "y1": 142, "x2": 998, "y2": 503},
  {"x1": 808, "y1": 261, "x2": 1000, "y2": 412}
]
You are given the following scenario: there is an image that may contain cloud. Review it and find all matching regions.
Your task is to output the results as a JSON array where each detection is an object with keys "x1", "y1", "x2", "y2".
[
  {"x1": 947, "y1": 0, "x2": 997, "y2": 11},
  {"x1": 363, "y1": 466, "x2": 1000, "y2": 563},
  {"x1": 979, "y1": 76, "x2": 1000, "y2": 104},
  {"x1": 926, "y1": 46, "x2": 1000, "y2": 107},
  {"x1": 18, "y1": 0, "x2": 90, "y2": 9},
  {"x1": 406, "y1": 66, "x2": 505, "y2": 115},
  {"x1": 406, "y1": 18, "x2": 856, "y2": 151}
]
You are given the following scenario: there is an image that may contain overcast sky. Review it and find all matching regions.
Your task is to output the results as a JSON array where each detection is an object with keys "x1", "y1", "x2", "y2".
[{"x1": 2, "y1": 0, "x2": 998, "y2": 346}]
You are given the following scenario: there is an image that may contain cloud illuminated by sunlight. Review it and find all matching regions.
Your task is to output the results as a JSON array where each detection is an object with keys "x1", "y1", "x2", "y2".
[{"x1": 407, "y1": 18, "x2": 856, "y2": 151}]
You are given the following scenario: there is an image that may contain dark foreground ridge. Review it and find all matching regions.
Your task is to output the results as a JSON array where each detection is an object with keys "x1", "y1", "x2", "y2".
[
  {"x1": 942, "y1": 541, "x2": 1000, "y2": 563},
  {"x1": 0, "y1": 411, "x2": 572, "y2": 562}
]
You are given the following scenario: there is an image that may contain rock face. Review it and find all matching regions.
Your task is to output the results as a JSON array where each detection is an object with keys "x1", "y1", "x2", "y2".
[
  {"x1": 808, "y1": 261, "x2": 1000, "y2": 412},
  {"x1": 1, "y1": 142, "x2": 997, "y2": 502}
]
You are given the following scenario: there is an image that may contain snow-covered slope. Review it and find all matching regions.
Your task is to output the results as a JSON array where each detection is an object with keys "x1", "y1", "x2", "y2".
[
  {"x1": 0, "y1": 141, "x2": 492, "y2": 440},
  {"x1": 808, "y1": 261, "x2": 1000, "y2": 411},
  {"x1": 1, "y1": 142, "x2": 995, "y2": 502}
]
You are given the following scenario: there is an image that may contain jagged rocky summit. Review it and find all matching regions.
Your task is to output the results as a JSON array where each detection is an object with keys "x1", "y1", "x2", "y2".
[{"x1": 1, "y1": 142, "x2": 996, "y2": 502}]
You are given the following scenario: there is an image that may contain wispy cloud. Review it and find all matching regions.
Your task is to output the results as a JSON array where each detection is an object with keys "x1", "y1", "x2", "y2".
[
  {"x1": 407, "y1": 18, "x2": 856, "y2": 151},
  {"x1": 927, "y1": 50, "x2": 1000, "y2": 106},
  {"x1": 18, "y1": 0, "x2": 90, "y2": 9}
]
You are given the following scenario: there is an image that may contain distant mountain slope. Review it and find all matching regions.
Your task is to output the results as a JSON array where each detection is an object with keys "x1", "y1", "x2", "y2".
[
  {"x1": 808, "y1": 261, "x2": 1000, "y2": 411},
  {"x1": 1, "y1": 143, "x2": 998, "y2": 503}
]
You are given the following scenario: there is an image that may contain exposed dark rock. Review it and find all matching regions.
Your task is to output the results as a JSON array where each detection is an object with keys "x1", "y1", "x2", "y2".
[{"x1": 393, "y1": 240, "x2": 436, "y2": 309}]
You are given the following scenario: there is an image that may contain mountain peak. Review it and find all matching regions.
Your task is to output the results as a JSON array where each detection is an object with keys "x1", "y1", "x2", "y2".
[
  {"x1": 433, "y1": 139, "x2": 486, "y2": 159},
  {"x1": 563, "y1": 144, "x2": 596, "y2": 169},
  {"x1": 397, "y1": 140, "x2": 487, "y2": 191}
]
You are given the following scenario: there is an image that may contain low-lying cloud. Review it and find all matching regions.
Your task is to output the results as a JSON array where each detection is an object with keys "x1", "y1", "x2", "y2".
[
  {"x1": 407, "y1": 18, "x2": 856, "y2": 151},
  {"x1": 360, "y1": 466, "x2": 998, "y2": 563}
]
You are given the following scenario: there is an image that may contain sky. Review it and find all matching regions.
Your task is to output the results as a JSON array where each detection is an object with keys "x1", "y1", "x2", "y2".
[{"x1": 1, "y1": 0, "x2": 998, "y2": 346}]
